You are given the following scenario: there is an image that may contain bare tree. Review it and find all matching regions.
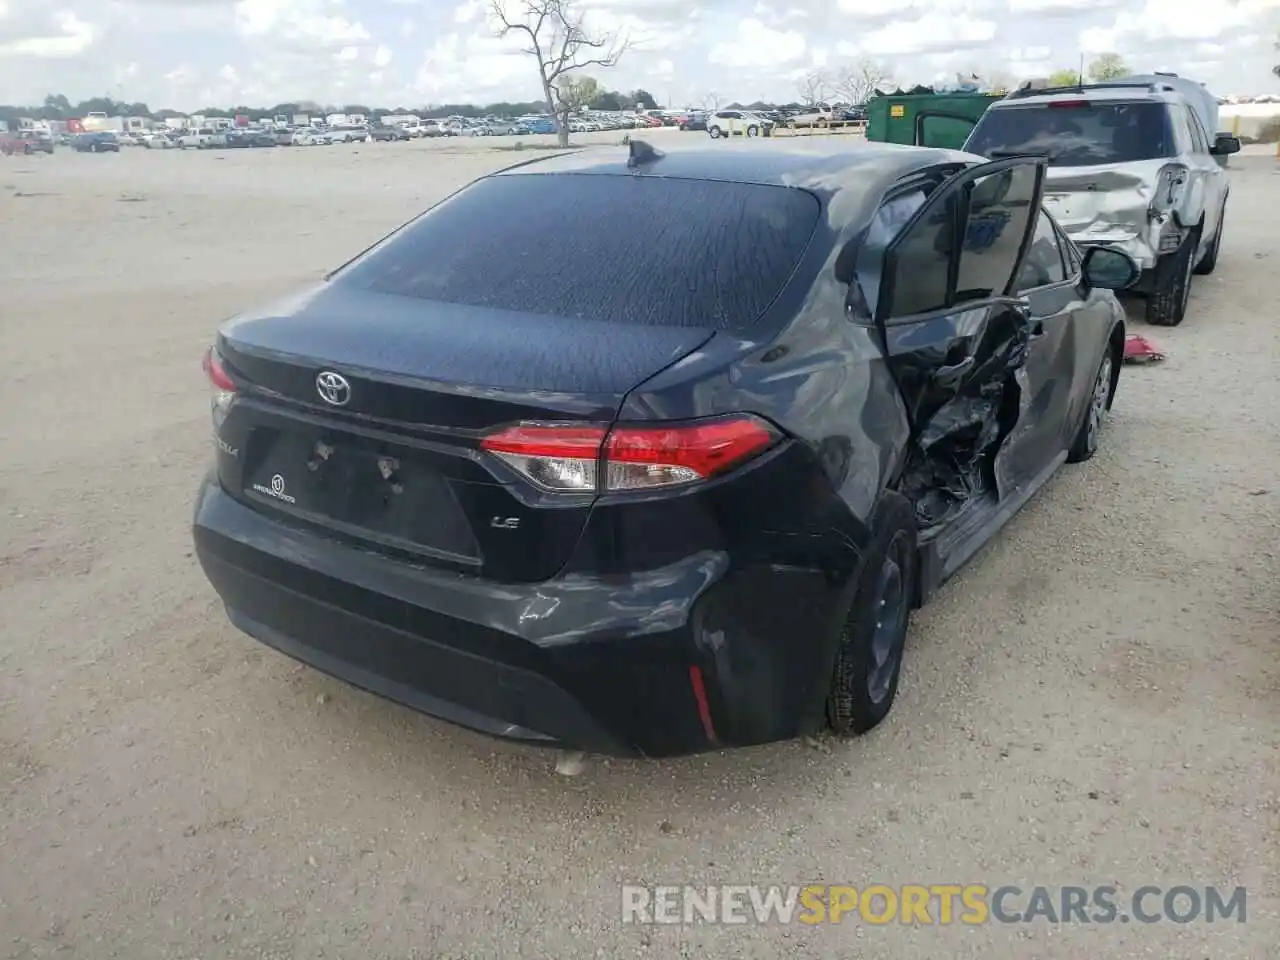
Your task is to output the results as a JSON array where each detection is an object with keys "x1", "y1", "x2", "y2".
[
  {"x1": 703, "y1": 91, "x2": 722, "y2": 110},
  {"x1": 491, "y1": 0, "x2": 630, "y2": 147},
  {"x1": 797, "y1": 69, "x2": 832, "y2": 106},
  {"x1": 832, "y1": 58, "x2": 891, "y2": 105}
]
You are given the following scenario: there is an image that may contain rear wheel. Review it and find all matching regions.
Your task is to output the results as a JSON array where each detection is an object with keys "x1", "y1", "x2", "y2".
[
  {"x1": 826, "y1": 492, "x2": 917, "y2": 736},
  {"x1": 708, "y1": 126, "x2": 722, "y2": 139},
  {"x1": 1193, "y1": 210, "x2": 1224, "y2": 276},
  {"x1": 1145, "y1": 230, "x2": 1197, "y2": 327}
]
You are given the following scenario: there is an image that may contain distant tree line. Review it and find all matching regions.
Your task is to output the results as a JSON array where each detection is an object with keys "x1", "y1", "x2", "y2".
[
  {"x1": 0, "y1": 86, "x2": 662, "y2": 124},
  {"x1": 1045, "y1": 54, "x2": 1129, "y2": 88}
]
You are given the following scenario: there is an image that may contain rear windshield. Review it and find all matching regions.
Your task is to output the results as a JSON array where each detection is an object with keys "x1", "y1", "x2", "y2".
[
  {"x1": 965, "y1": 101, "x2": 1173, "y2": 166},
  {"x1": 336, "y1": 173, "x2": 821, "y2": 331}
]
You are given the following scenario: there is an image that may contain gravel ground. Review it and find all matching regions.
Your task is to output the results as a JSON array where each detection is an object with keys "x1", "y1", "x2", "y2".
[{"x1": 0, "y1": 135, "x2": 1277, "y2": 959}]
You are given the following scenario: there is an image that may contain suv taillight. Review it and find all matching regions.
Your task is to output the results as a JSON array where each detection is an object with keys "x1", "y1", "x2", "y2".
[
  {"x1": 202, "y1": 346, "x2": 236, "y2": 429},
  {"x1": 480, "y1": 415, "x2": 780, "y2": 494}
]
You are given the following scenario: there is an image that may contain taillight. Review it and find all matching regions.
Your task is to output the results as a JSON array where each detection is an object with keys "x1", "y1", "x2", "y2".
[
  {"x1": 479, "y1": 414, "x2": 780, "y2": 494},
  {"x1": 202, "y1": 346, "x2": 235, "y2": 429}
]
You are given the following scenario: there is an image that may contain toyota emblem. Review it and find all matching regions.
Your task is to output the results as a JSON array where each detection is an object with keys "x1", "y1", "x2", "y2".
[{"x1": 315, "y1": 370, "x2": 351, "y2": 407}]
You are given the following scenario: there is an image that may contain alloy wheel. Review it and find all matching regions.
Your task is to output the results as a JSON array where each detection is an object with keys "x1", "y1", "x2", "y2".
[
  {"x1": 1085, "y1": 353, "x2": 1113, "y2": 450},
  {"x1": 866, "y1": 539, "x2": 909, "y2": 704}
]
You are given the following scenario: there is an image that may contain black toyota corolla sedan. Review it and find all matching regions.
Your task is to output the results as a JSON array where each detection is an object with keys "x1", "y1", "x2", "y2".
[{"x1": 193, "y1": 140, "x2": 1139, "y2": 757}]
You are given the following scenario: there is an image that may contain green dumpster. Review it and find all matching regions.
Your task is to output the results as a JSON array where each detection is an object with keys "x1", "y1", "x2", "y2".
[{"x1": 864, "y1": 93, "x2": 1003, "y2": 150}]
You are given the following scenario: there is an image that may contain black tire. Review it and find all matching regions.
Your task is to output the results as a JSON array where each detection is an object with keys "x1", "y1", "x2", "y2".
[
  {"x1": 1145, "y1": 230, "x2": 1197, "y2": 327},
  {"x1": 1193, "y1": 209, "x2": 1224, "y2": 276},
  {"x1": 746, "y1": 125, "x2": 760, "y2": 137},
  {"x1": 1067, "y1": 338, "x2": 1118, "y2": 463},
  {"x1": 826, "y1": 492, "x2": 918, "y2": 736},
  {"x1": 708, "y1": 126, "x2": 722, "y2": 139}
]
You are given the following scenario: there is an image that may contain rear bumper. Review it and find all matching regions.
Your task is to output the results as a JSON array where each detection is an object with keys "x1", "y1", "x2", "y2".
[{"x1": 193, "y1": 475, "x2": 851, "y2": 757}]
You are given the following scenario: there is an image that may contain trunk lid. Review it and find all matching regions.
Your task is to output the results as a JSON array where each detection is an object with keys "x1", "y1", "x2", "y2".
[{"x1": 214, "y1": 282, "x2": 712, "y2": 582}]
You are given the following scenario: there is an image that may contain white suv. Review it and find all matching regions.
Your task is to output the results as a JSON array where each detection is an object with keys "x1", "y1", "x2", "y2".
[
  {"x1": 707, "y1": 111, "x2": 773, "y2": 139},
  {"x1": 964, "y1": 79, "x2": 1241, "y2": 327}
]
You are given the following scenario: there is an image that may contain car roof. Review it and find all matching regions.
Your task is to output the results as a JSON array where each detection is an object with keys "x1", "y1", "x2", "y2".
[
  {"x1": 491, "y1": 141, "x2": 975, "y2": 201},
  {"x1": 990, "y1": 85, "x2": 1183, "y2": 108}
]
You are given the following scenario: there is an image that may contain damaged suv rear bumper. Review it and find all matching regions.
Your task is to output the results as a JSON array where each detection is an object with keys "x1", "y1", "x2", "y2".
[{"x1": 1073, "y1": 218, "x2": 1189, "y2": 295}]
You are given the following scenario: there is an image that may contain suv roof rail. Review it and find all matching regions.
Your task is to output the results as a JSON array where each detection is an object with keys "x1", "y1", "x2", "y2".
[{"x1": 1004, "y1": 79, "x2": 1176, "y2": 101}]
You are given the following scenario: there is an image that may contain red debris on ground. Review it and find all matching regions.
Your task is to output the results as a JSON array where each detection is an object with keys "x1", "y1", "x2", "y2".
[{"x1": 1123, "y1": 334, "x2": 1166, "y2": 364}]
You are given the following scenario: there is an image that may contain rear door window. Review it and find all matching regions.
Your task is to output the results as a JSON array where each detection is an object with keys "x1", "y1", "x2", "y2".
[
  {"x1": 885, "y1": 161, "x2": 1041, "y2": 316},
  {"x1": 1184, "y1": 107, "x2": 1211, "y2": 154},
  {"x1": 1168, "y1": 106, "x2": 1194, "y2": 155},
  {"x1": 337, "y1": 173, "x2": 822, "y2": 332},
  {"x1": 1015, "y1": 209, "x2": 1067, "y2": 292},
  {"x1": 852, "y1": 187, "x2": 930, "y2": 317},
  {"x1": 965, "y1": 101, "x2": 1174, "y2": 166},
  {"x1": 954, "y1": 164, "x2": 1039, "y2": 301}
]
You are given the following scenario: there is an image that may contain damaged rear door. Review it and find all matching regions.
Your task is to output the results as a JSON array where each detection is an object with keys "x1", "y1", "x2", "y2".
[{"x1": 872, "y1": 157, "x2": 1047, "y2": 534}]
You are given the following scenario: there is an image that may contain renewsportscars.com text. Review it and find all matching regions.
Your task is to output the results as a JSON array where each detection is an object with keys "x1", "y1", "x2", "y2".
[{"x1": 621, "y1": 884, "x2": 1247, "y2": 926}]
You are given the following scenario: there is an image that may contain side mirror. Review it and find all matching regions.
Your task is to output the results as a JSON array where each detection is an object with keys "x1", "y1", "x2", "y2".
[
  {"x1": 1211, "y1": 134, "x2": 1241, "y2": 156},
  {"x1": 1081, "y1": 245, "x2": 1140, "y2": 291}
]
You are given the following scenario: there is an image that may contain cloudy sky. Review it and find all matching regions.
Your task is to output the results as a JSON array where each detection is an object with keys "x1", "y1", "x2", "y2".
[{"x1": 0, "y1": 0, "x2": 1276, "y2": 110}]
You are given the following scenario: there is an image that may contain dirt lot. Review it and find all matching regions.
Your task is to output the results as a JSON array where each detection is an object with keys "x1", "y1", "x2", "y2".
[{"x1": 1, "y1": 135, "x2": 1277, "y2": 959}]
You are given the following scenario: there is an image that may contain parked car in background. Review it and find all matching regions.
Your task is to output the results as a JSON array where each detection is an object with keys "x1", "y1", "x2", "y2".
[
  {"x1": 680, "y1": 113, "x2": 708, "y2": 132},
  {"x1": 368, "y1": 123, "x2": 411, "y2": 142},
  {"x1": 291, "y1": 128, "x2": 328, "y2": 146},
  {"x1": 273, "y1": 129, "x2": 296, "y2": 146},
  {"x1": 143, "y1": 131, "x2": 179, "y2": 149},
  {"x1": 1, "y1": 128, "x2": 55, "y2": 155},
  {"x1": 327, "y1": 125, "x2": 367, "y2": 143},
  {"x1": 420, "y1": 120, "x2": 448, "y2": 138},
  {"x1": 788, "y1": 104, "x2": 835, "y2": 127},
  {"x1": 179, "y1": 127, "x2": 228, "y2": 149},
  {"x1": 706, "y1": 110, "x2": 771, "y2": 138},
  {"x1": 73, "y1": 131, "x2": 120, "y2": 153},
  {"x1": 964, "y1": 78, "x2": 1241, "y2": 326},
  {"x1": 228, "y1": 129, "x2": 278, "y2": 148},
  {"x1": 192, "y1": 141, "x2": 1139, "y2": 758}
]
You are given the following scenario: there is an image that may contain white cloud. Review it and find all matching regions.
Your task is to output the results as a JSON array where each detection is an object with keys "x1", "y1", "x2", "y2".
[
  {"x1": 849, "y1": 16, "x2": 997, "y2": 56},
  {"x1": 1008, "y1": 0, "x2": 1113, "y2": 12},
  {"x1": 414, "y1": 29, "x2": 533, "y2": 100},
  {"x1": 234, "y1": 0, "x2": 369, "y2": 48},
  {"x1": 0, "y1": 0, "x2": 1277, "y2": 112},
  {"x1": 708, "y1": 18, "x2": 806, "y2": 68},
  {"x1": 0, "y1": 11, "x2": 95, "y2": 57},
  {"x1": 452, "y1": 1, "x2": 481, "y2": 24}
]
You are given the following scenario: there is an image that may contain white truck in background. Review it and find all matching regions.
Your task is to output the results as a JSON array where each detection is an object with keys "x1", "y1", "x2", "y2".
[{"x1": 178, "y1": 127, "x2": 229, "y2": 149}]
